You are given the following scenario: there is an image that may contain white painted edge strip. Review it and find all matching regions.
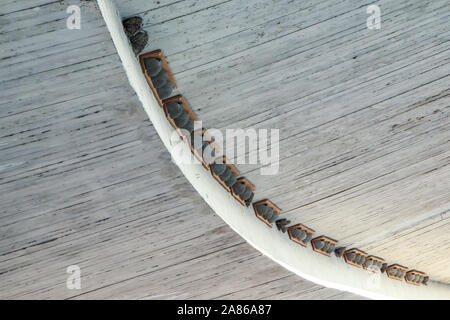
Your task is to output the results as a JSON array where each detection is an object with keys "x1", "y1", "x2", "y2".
[{"x1": 97, "y1": 0, "x2": 450, "y2": 300}]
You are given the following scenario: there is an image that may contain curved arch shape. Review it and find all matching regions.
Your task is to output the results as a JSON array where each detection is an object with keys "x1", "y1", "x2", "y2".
[{"x1": 98, "y1": 0, "x2": 450, "y2": 300}]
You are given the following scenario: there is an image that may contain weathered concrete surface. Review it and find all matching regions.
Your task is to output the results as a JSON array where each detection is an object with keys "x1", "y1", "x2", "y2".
[
  {"x1": 0, "y1": 0, "x2": 448, "y2": 299},
  {"x1": 117, "y1": 0, "x2": 450, "y2": 283},
  {"x1": 0, "y1": 0, "x2": 362, "y2": 299}
]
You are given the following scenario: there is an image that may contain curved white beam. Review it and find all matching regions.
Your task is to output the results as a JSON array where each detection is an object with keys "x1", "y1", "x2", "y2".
[{"x1": 97, "y1": 0, "x2": 450, "y2": 300}]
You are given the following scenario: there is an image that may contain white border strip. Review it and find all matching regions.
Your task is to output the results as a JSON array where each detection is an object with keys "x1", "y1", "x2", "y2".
[{"x1": 97, "y1": 0, "x2": 450, "y2": 300}]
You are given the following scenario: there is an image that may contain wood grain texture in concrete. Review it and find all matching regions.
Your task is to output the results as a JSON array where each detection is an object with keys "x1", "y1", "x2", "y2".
[
  {"x1": 117, "y1": 0, "x2": 449, "y2": 283},
  {"x1": 0, "y1": 0, "x2": 365, "y2": 299},
  {"x1": 0, "y1": 0, "x2": 448, "y2": 299}
]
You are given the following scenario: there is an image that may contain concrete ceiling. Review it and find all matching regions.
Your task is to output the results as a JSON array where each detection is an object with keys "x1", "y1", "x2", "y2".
[{"x1": 0, "y1": 0, "x2": 448, "y2": 299}]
